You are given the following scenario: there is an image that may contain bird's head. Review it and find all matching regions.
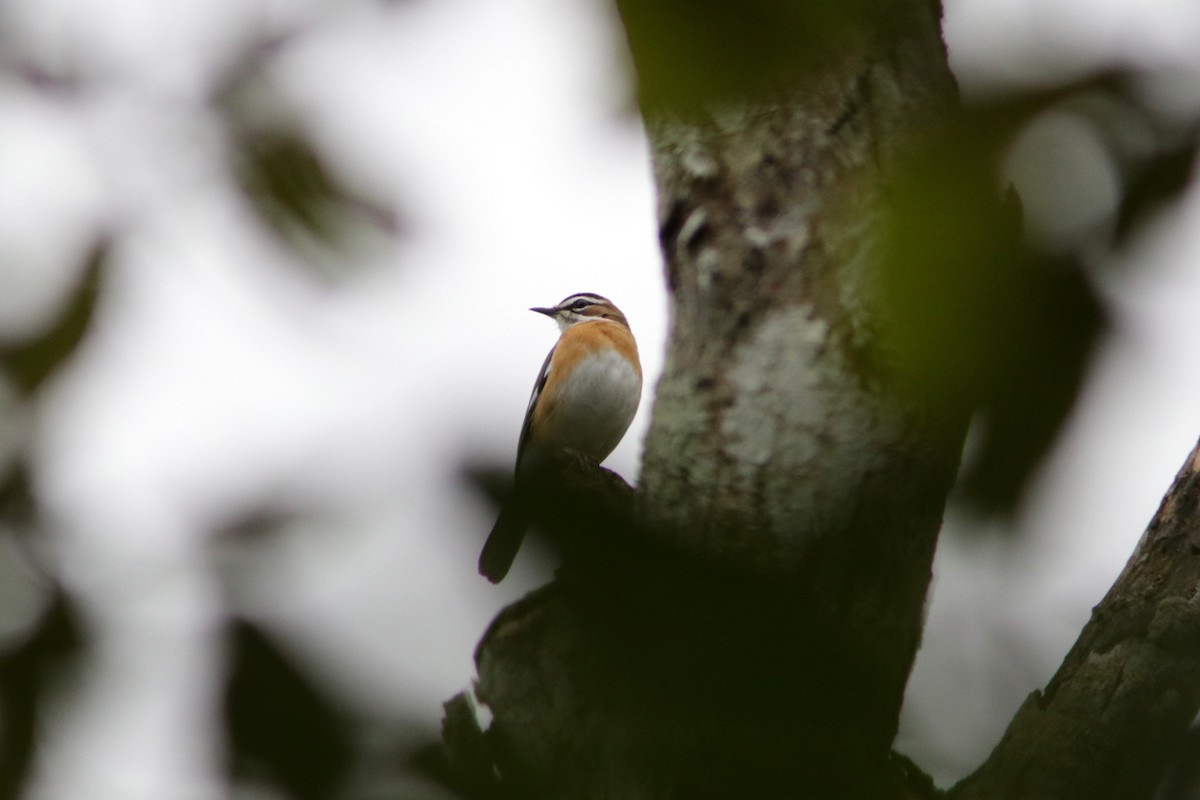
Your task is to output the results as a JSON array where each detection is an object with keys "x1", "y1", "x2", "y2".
[{"x1": 531, "y1": 293, "x2": 630, "y2": 332}]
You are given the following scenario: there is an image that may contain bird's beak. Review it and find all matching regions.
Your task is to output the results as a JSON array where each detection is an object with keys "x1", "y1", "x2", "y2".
[{"x1": 530, "y1": 306, "x2": 555, "y2": 317}]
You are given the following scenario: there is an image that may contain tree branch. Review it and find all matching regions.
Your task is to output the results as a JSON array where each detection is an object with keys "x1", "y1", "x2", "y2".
[{"x1": 951, "y1": 438, "x2": 1200, "y2": 800}]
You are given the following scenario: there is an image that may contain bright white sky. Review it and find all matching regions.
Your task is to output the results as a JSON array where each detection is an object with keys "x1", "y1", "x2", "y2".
[{"x1": 0, "y1": 0, "x2": 1198, "y2": 795}]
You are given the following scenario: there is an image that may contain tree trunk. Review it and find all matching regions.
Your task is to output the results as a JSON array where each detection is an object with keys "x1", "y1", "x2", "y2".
[
  {"x1": 949, "y1": 439, "x2": 1200, "y2": 800},
  {"x1": 454, "y1": 2, "x2": 964, "y2": 798}
]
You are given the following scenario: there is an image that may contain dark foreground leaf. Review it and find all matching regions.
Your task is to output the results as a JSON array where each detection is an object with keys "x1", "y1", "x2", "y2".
[
  {"x1": 224, "y1": 619, "x2": 353, "y2": 800},
  {"x1": 0, "y1": 592, "x2": 83, "y2": 800},
  {"x1": 1, "y1": 239, "x2": 107, "y2": 395}
]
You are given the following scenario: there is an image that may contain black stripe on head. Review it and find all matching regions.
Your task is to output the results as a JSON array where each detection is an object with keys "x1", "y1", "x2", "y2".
[
  {"x1": 555, "y1": 293, "x2": 629, "y2": 328},
  {"x1": 556, "y1": 293, "x2": 610, "y2": 311}
]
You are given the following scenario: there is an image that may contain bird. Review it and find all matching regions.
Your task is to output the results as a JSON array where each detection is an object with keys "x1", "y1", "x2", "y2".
[{"x1": 479, "y1": 292, "x2": 642, "y2": 583}]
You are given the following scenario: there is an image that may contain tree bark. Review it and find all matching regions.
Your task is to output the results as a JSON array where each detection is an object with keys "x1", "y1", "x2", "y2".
[
  {"x1": 949, "y1": 439, "x2": 1200, "y2": 800},
  {"x1": 455, "y1": 2, "x2": 964, "y2": 798}
]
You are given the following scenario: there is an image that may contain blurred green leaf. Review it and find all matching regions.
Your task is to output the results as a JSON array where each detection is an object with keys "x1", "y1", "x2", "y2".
[
  {"x1": 957, "y1": 258, "x2": 1105, "y2": 511},
  {"x1": 224, "y1": 619, "x2": 353, "y2": 800},
  {"x1": 614, "y1": 0, "x2": 875, "y2": 114},
  {"x1": 461, "y1": 462, "x2": 511, "y2": 513},
  {"x1": 235, "y1": 131, "x2": 341, "y2": 247},
  {"x1": 0, "y1": 239, "x2": 106, "y2": 395},
  {"x1": 880, "y1": 133, "x2": 1029, "y2": 415},
  {"x1": 1113, "y1": 126, "x2": 1200, "y2": 244},
  {"x1": 877, "y1": 74, "x2": 1158, "y2": 514},
  {"x1": 230, "y1": 122, "x2": 400, "y2": 271},
  {"x1": 215, "y1": 35, "x2": 399, "y2": 271},
  {"x1": 0, "y1": 592, "x2": 83, "y2": 800},
  {"x1": 881, "y1": 69, "x2": 1200, "y2": 513},
  {"x1": 0, "y1": 461, "x2": 33, "y2": 527}
]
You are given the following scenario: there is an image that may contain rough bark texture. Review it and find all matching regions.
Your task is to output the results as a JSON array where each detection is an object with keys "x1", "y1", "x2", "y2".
[
  {"x1": 455, "y1": 3, "x2": 965, "y2": 798},
  {"x1": 639, "y1": 1, "x2": 961, "y2": 728},
  {"x1": 950, "y1": 439, "x2": 1200, "y2": 800}
]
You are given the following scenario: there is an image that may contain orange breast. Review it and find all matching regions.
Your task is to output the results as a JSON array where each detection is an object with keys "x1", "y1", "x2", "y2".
[{"x1": 528, "y1": 321, "x2": 642, "y2": 462}]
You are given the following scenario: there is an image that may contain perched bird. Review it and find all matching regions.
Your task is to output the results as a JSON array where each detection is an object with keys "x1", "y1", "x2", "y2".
[{"x1": 479, "y1": 293, "x2": 642, "y2": 583}]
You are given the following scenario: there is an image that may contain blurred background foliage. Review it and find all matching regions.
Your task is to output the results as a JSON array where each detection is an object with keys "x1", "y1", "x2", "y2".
[
  {"x1": 213, "y1": 32, "x2": 401, "y2": 278},
  {"x1": 881, "y1": 71, "x2": 1200, "y2": 513},
  {"x1": 614, "y1": 0, "x2": 877, "y2": 114},
  {"x1": 0, "y1": 0, "x2": 1198, "y2": 798},
  {"x1": 0, "y1": 9, "x2": 428, "y2": 799}
]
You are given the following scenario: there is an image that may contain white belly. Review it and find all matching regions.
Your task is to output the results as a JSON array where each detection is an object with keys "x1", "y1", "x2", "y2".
[{"x1": 545, "y1": 349, "x2": 641, "y2": 461}]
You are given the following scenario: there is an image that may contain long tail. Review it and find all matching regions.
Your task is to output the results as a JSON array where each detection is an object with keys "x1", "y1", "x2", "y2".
[{"x1": 478, "y1": 501, "x2": 527, "y2": 583}]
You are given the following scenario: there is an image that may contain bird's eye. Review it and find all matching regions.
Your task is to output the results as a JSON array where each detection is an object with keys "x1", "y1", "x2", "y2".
[{"x1": 571, "y1": 299, "x2": 589, "y2": 311}]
